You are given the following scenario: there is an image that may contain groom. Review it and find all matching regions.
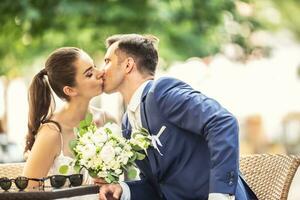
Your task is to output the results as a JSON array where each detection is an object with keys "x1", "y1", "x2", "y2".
[{"x1": 100, "y1": 34, "x2": 257, "y2": 200}]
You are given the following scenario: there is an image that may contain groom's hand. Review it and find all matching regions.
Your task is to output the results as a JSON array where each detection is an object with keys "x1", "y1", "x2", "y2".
[
  {"x1": 99, "y1": 183, "x2": 123, "y2": 200},
  {"x1": 94, "y1": 177, "x2": 108, "y2": 185}
]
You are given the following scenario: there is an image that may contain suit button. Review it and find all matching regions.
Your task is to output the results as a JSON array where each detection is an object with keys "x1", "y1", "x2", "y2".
[{"x1": 229, "y1": 180, "x2": 233, "y2": 185}]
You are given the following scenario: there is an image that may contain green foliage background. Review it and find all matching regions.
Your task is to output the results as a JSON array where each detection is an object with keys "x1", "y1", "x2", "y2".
[{"x1": 0, "y1": 0, "x2": 299, "y2": 76}]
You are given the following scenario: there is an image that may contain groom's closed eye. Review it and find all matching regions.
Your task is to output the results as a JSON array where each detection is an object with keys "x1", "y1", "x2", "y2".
[{"x1": 104, "y1": 58, "x2": 110, "y2": 64}]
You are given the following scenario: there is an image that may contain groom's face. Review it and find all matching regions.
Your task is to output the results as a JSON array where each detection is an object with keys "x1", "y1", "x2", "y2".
[{"x1": 103, "y1": 42, "x2": 126, "y2": 94}]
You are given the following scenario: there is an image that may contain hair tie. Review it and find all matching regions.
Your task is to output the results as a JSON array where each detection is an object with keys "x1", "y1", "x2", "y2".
[{"x1": 38, "y1": 69, "x2": 47, "y2": 77}]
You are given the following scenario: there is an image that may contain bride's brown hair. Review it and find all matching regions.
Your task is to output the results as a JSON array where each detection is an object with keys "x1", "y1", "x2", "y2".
[{"x1": 25, "y1": 47, "x2": 82, "y2": 153}]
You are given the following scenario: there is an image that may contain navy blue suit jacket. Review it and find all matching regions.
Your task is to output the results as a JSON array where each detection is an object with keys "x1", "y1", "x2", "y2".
[{"x1": 122, "y1": 77, "x2": 257, "y2": 200}]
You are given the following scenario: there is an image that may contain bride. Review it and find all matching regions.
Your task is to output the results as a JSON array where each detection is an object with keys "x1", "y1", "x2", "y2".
[{"x1": 22, "y1": 47, "x2": 115, "y2": 189}]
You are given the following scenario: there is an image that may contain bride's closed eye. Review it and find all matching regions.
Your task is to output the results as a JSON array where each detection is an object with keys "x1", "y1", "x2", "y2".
[
  {"x1": 85, "y1": 66, "x2": 98, "y2": 78},
  {"x1": 86, "y1": 70, "x2": 93, "y2": 78}
]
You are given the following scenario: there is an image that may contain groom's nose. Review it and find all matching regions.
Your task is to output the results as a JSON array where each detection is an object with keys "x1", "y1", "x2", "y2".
[{"x1": 96, "y1": 69, "x2": 105, "y2": 79}]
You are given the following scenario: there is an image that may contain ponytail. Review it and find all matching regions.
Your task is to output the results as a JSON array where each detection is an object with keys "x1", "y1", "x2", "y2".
[{"x1": 25, "y1": 69, "x2": 58, "y2": 153}]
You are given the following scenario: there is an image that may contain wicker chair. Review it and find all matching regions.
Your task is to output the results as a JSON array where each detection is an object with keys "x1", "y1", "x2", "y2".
[
  {"x1": 240, "y1": 154, "x2": 300, "y2": 200},
  {"x1": 0, "y1": 155, "x2": 299, "y2": 200},
  {"x1": 0, "y1": 162, "x2": 25, "y2": 178}
]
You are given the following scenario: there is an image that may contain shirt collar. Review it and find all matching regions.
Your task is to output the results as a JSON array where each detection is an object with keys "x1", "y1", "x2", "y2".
[{"x1": 128, "y1": 80, "x2": 151, "y2": 112}]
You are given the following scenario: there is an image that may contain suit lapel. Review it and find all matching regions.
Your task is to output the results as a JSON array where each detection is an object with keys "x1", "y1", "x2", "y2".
[
  {"x1": 140, "y1": 80, "x2": 154, "y2": 129},
  {"x1": 140, "y1": 80, "x2": 154, "y2": 133},
  {"x1": 124, "y1": 81, "x2": 158, "y2": 179},
  {"x1": 140, "y1": 81, "x2": 158, "y2": 175}
]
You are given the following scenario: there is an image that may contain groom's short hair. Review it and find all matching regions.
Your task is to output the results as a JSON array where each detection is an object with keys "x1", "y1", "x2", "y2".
[{"x1": 106, "y1": 34, "x2": 159, "y2": 76}]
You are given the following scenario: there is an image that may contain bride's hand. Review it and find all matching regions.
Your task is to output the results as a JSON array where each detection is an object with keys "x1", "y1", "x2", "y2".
[{"x1": 93, "y1": 177, "x2": 108, "y2": 186}]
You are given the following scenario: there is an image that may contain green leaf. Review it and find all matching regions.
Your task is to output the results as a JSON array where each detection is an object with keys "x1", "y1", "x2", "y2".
[
  {"x1": 141, "y1": 128, "x2": 150, "y2": 135},
  {"x1": 131, "y1": 132, "x2": 139, "y2": 138},
  {"x1": 132, "y1": 145, "x2": 143, "y2": 151},
  {"x1": 105, "y1": 173, "x2": 119, "y2": 183},
  {"x1": 129, "y1": 153, "x2": 137, "y2": 162},
  {"x1": 127, "y1": 168, "x2": 137, "y2": 180},
  {"x1": 69, "y1": 139, "x2": 78, "y2": 154},
  {"x1": 85, "y1": 113, "x2": 93, "y2": 125},
  {"x1": 59, "y1": 165, "x2": 69, "y2": 174},
  {"x1": 105, "y1": 127, "x2": 112, "y2": 134},
  {"x1": 88, "y1": 170, "x2": 98, "y2": 178},
  {"x1": 79, "y1": 120, "x2": 87, "y2": 129},
  {"x1": 105, "y1": 177, "x2": 112, "y2": 183},
  {"x1": 136, "y1": 152, "x2": 146, "y2": 160},
  {"x1": 73, "y1": 127, "x2": 79, "y2": 135},
  {"x1": 73, "y1": 164, "x2": 81, "y2": 173}
]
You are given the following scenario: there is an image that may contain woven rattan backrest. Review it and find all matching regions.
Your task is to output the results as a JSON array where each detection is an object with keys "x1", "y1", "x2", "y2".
[
  {"x1": 240, "y1": 154, "x2": 300, "y2": 200},
  {"x1": 0, "y1": 162, "x2": 25, "y2": 178}
]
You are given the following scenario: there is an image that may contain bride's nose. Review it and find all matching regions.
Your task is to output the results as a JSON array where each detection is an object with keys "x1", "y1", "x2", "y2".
[{"x1": 96, "y1": 69, "x2": 105, "y2": 79}]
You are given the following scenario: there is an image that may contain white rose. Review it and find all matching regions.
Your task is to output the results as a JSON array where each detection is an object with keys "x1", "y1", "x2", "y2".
[
  {"x1": 100, "y1": 144, "x2": 115, "y2": 164},
  {"x1": 92, "y1": 130, "x2": 108, "y2": 144},
  {"x1": 79, "y1": 131, "x2": 93, "y2": 144},
  {"x1": 104, "y1": 123, "x2": 122, "y2": 136},
  {"x1": 82, "y1": 143, "x2": 96, "y2": 160},
  {"x1": 110, "y1": 161, "x2": 120, "y2": 170}
]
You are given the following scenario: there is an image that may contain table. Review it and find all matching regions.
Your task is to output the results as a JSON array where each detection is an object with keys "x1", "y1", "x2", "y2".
[{"x1": 0, "y1": 185, "x2": 100, "y2": 200}]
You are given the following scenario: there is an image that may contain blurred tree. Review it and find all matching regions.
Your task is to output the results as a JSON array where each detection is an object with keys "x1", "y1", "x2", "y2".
[
  {"x1": 272, "y1": 0, "x2": 300, "y2": 40},
  {"x1": 0, "y1": 0, "x2": 267, "y2": 75}
]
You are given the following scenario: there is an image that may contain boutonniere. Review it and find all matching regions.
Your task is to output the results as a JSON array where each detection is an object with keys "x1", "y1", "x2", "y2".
[{"x1": 130, "y1": 126, "x2": 166, "y2": 156}]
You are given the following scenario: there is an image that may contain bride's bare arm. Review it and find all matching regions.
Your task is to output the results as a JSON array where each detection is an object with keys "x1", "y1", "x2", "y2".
[
  {"x1": 89, "y1": 106, "x2": 118, "y2": 126},
  {"x1": 22, "y1": 124, "x2": 61, "y2": 189},
  {"x1": 103, "y1": 111, "x2": 117, "y2": 124}
]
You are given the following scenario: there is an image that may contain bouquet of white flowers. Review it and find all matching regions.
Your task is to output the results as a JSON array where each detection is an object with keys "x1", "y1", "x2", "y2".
[{"x1": 59, "y1": 114, "x2": 151, "y2": 183}]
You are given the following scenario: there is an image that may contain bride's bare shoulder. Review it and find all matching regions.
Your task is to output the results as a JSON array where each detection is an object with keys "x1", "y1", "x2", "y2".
[{"x1": 36, "y1": 122, "x2": 61, "y2": 143}]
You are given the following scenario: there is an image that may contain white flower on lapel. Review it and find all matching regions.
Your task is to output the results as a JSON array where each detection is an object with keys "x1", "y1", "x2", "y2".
[{"x1": 129, "y1": 125, "x2": 166, "y2": 156}]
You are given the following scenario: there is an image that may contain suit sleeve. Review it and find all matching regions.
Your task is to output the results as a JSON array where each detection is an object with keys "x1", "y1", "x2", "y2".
[
  {"x1": 153, "y1": 78, "x2": 239, "y2": 194},
  {"x1": 126, "y1": 178, "x2": 162, "y2": 200}
]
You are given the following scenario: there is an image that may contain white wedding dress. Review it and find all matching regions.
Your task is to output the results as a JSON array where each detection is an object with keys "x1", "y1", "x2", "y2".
[{"x1": 50, "y1": 136, "x2": 98, "y2": 200}]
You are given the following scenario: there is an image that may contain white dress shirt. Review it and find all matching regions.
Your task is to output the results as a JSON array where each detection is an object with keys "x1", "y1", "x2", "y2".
[{"x1": 120, "y1": 80, "x2": 234, "y2": 200}]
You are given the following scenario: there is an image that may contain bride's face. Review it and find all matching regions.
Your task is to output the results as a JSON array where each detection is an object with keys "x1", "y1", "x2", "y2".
[{"x1": 71, "y1": 51, "x2": 104, "y2": 99}]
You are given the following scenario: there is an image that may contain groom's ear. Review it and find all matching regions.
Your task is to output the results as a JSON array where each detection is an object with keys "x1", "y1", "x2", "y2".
[
  {"x1": 63, "y1": 86, "x2": 78, "y2": 98},
  {"x1": 125, "y1": 57, "x2": 135, "y2": 73}
]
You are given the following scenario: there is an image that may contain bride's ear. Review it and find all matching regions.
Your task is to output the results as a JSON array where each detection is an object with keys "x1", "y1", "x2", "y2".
[{"x1": 63, "y1": 86, "x2": 78, "y2": 97}]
